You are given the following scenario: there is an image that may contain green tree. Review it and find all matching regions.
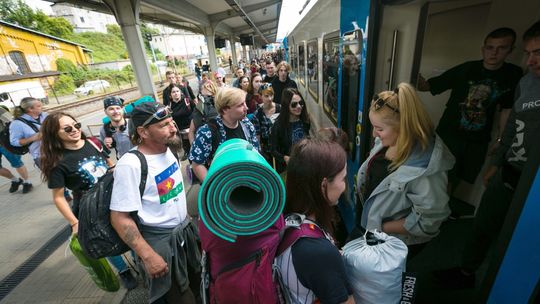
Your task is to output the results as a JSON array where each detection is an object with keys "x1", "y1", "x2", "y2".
[
  {"x1": 40, "y1": 13, "x2": 74, "y2": 39},
  {"x1": 55, "y1": 58, "x2": 77, "y2": 73},
  {"x1": 53, "y1": 74, "x2": 75, "y2": 95},
  {"x1": 0, "y1": 0, "x2": 35, "y2": 28}
]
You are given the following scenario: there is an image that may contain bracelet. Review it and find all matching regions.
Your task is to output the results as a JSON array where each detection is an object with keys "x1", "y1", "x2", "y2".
[{"x1": 70, "y1": 222, "x2": 79, "y2": 227}]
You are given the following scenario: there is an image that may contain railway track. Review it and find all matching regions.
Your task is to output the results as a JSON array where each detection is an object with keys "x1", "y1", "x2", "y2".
[{"x1": 44, "y1": 81, "x2": 166, "y2": 115}]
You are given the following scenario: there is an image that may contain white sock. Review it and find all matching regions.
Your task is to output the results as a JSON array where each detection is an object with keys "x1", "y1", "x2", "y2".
[
  {"x1": 23, "y1": 180, "x2": 31, "y2": 184},
  {"x1": 11, "y1": 177, "x2": 19, "y2": 182}
]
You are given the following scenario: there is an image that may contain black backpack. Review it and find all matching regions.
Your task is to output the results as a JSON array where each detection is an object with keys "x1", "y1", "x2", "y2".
[
  {"x1": 0, "y1": 117, "x2": 40, "y2": 155},
  {"x1": 78, "y1": 149, "x2": 148, "y2": 259}
]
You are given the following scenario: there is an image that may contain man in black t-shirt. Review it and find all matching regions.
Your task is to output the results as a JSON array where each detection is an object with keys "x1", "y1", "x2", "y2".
[
  {"x1": 271, "y1": 61, "x2": 298, "y2": 104},
  {"x1": 417, "y1": 27, "x2": 523, "y2": 190},
  {"x1": 263, "y1": 59, "x2": 277, "y2": 83}
]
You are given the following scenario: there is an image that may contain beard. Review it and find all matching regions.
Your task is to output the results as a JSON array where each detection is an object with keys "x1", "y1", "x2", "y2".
[{"x1": 166, "y1": 134, "x2": 183, "y2": 153}]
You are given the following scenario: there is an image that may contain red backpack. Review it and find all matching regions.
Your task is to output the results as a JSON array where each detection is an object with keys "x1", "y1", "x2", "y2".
[{"x1": 199, "y1": 215, "x2": 285, "y2": 304}]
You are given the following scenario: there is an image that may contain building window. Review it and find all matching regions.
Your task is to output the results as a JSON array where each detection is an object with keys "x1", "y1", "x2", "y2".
[
  {"x1": 80, "y1": 16, "x2": 85, "y2": 23},
  {"x1": 8, "y1": 51, "x2": 31, "y2": 74}
]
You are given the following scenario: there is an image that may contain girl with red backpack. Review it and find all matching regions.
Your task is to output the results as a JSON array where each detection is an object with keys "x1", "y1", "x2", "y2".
[{"x1": 275, "y1": 139, "x2": 354, "y2": 304}]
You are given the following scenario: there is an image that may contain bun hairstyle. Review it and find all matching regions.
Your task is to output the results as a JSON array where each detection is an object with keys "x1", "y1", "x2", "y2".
[{"x1": 13, "y1": 97, "x2": 39, "y2": 118}]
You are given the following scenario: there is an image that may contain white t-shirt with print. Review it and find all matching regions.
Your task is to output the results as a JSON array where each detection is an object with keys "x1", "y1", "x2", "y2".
[{"x1": 110, "y1": 148, "x2": 187, "y2": 228}]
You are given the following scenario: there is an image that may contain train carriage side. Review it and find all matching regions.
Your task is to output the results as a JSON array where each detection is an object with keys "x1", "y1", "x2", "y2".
[{"x1": 286, "y1": 0, "x2": 540, "y2": 302}]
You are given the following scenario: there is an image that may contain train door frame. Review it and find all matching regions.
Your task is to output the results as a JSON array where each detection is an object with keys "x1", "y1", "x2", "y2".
[
  {"x1": 306, "y1": 38, "x2": 320, "y2": 102},
  {"x1": 481, "y1": 143, "x2": 540, "y2": 302}
]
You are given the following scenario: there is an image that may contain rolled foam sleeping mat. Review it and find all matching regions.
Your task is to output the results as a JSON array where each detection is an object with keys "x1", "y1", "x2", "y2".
[{"x1": 198, "y1": 138, "x2": 286, "y2": 242}]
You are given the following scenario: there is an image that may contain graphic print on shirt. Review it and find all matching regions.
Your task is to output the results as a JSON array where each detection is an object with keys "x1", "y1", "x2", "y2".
[
  {"x1": 78, "y1": 156, "x2": 108, "y2": 185},
  {"x1": 459, "y1": 79, "x2": 509, "y2": 131},
  {"x1": 155, "y1": 161, "x2": 184, "y2": 204}
]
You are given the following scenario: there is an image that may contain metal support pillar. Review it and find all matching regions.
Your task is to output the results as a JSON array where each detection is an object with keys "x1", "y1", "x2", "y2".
[
  {"x1": 203, "y1": 26, "x2": 218, "y2": 72},
  {"x1": 242, "y1": 45, "x2": 247, "y2": 62},
  {"x1": 229, "y1": 36, "x2": 238, "y2": 68},
  {"x1": 103, "y1": 0, "x2": 157, "y2": 99}
]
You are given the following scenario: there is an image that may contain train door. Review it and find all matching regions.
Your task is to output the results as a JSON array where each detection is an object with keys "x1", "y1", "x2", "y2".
[{"x1": 372, "y1": 0, "x2": 540, "y2": 302}]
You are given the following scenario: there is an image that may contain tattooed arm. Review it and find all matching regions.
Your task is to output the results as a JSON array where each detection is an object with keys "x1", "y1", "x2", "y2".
[{"x1": 110, "y1": 211, "x2": 168, "y2": 278}]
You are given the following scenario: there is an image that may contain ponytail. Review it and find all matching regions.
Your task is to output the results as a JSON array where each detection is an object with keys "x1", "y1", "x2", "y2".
[{"x1": 370, "y1": 82, "x2": 434, "y2": 170}]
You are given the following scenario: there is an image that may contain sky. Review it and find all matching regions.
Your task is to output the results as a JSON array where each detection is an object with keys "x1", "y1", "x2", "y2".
[
  {"x1": 24, "y1": 0, "x2": 53, "y2": 14},
  {"x1": 24, "y1": 0, "x2": 314, "y2": 43}
]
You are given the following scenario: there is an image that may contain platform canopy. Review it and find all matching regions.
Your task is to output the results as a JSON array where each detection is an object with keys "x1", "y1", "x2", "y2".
[{"x1": 47, "y1": 0, "x2": 282, "y2": 45}]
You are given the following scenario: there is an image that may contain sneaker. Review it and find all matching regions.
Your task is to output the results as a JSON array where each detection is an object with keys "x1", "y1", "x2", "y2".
[
  {"x1": 119, "y1": 270, "x2": 138, "y2": 290},
  {"x1": 22, "y1": 183, "x2": 33, "y2": 194},
  {"x1": 433, "y1": 267, "x2": 475, "y2": 289},
  {"x1": 9, "y1": 178, "x2": 23, "y2": 193}
]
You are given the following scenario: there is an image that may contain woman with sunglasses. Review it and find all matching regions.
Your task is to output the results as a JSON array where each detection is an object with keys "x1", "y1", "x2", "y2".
[
  {"x1": 246, "y1": 73, "x2": 263, "y2": 114},
  {"x1": 354, "y1": 82, "x2": 455, "y2": 259},
  {"x1": 270, "y1": 88, "x2": 311, "y2": 173},
  {"x1": 169, "y1": 84, "x2": 194, "y2": 161},
  {"x1": 39, "y1": 112, "x2": 137, "y2": 289}
]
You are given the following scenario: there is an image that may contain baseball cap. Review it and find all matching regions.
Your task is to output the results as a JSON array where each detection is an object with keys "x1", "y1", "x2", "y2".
[{"x1": 130, "y1": 102, "x2": 172, "y2": 128}]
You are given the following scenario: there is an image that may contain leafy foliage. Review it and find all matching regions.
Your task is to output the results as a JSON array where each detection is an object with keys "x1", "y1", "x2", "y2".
[
  {"x1": 53, "y1": 74, "x2": 75, "y2": 95},
  {"x1": 70, "y1": 31, "x2": 128, "y2": 62}
]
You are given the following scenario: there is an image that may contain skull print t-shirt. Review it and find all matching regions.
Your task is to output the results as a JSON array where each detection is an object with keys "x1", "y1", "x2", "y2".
[{"x1": 48, "y1": 139, "x2": 110, "y2": 193}]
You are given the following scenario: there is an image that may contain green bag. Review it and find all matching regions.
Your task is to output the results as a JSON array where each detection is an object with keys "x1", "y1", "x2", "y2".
[{"x1": 69, "y1": 235, "x2": 120, "y2": 292}]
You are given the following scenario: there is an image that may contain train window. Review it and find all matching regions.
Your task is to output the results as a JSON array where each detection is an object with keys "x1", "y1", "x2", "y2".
[
  {"x1": 307, "y1": 40, "x2": 318, "y2": 102},
  {"x1": 340, "y1": 29, "x2": 363, "y2": 160},
  {"x1": 323, "y1": 36, "x2": 339, "y2": 123},
  {"x1": 290, "y1": 45, "x2": 297, "y2": 78},
  {"x1": 298, "y1": 44, "x2": 305, "y2": 86}
]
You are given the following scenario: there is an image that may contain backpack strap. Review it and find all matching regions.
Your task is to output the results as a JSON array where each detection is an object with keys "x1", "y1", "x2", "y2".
[
  {"x1": 276, "y1": 214, "x2": 327, "y2": 256},
  {"x1": 87, "y1": 137, "x2": 103, "y2": 152},
  {"x1": 207, "y1": 118, "x2": 220, "y2": 161},
  {"x1": 15, "y1": 117, "x2": 40, "y2": 133},
  {"x1": 128, "y1": 150, "x2": 148, "y2": 197}
]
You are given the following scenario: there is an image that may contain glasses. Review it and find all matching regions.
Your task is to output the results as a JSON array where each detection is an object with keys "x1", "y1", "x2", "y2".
[
  {"x1": 291, "y1": 100, "x2": 305, "y2": 108},
  {"x1": 142, "y1": 106, "x2": 172, "y2": 127},
  {"x1": 373, "y1": 95, "x2": 399, "y2": 113},
  {"x1": 63, "y1": 122, "x2": 82, "y2": 133}
]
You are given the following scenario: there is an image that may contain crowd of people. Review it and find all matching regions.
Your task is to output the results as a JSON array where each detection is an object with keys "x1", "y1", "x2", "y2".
[{"x1": 0, "y1": 20, "x2": 538, "y2": 303}]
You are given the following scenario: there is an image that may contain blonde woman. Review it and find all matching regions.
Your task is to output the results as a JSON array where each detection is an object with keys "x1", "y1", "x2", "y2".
[{"x1": 355, "y1": 82, "x2": 455, "y2": 259}]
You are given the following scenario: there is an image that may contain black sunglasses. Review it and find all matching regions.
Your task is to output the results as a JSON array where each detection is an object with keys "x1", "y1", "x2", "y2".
[
  {"x1": 63, "y1": 122, "x2": 82, "y2": 133},
  {"x1": 291, "y1": 100, "x2": 305, "y2": 108},
  {"x1": 373, "y1": 95, "x2": 399, "y2": 113}
]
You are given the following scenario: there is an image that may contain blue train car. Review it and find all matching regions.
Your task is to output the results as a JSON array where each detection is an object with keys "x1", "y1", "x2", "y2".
[{"x1": 285, "y1": 0, "x2": 540, "y2": 302}]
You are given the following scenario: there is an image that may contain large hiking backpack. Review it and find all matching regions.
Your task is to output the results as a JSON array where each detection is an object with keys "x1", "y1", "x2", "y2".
[
  {"x1": 273, "y1": 213, "x2": 328, "y2": 304},
  {"x1": 194, "y1": 94, "x2": 218, "y2": 131},
  {"x1": 78, "y1": 147, "x2": 148, "y2": 259},
  {"x1": 200, "y1": 215, "x2": 284, "y2": 304},
  {"x1": 0, "y1": 117, "x2": 40, "y2": 155}
]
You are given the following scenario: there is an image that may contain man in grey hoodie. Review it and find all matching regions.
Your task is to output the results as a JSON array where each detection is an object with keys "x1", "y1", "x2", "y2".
[{"x1": 435, "y1": 20, "x2": 540, "y2": 290}]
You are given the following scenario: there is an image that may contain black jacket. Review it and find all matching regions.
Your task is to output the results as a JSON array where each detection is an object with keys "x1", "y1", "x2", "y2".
[
  {"x1": 271, "y1": 77, "x2": 298, "y2": 105},
  {"x1": 270, "y1": 121, "x2": 310, "y2": 173}
]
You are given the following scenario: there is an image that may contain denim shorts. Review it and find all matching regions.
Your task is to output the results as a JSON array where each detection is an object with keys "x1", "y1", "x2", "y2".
[{"x1": 0, "y1": 146, "x2": 24, "y2": 169}]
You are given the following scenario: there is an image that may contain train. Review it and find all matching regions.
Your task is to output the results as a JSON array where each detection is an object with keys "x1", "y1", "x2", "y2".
[{"x1": 282, "y1": 0, "x2": 540, "y2": 302}]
